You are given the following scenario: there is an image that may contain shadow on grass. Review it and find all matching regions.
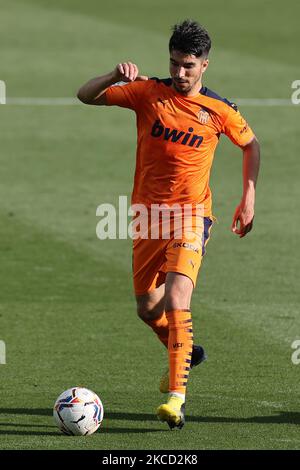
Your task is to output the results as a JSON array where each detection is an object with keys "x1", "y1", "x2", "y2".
[
  {"x1": 0, "y1": 422, "x2": 56, "y2": 428},
  {"x1": 107, "y1": 412, "x2": 300, "y2": 425},
  {"x1": 0, "y1": 428, "x2": 164, "y2": 436},
  {"x1": 0, "y1": 408, "x2": 300, "y2": 433},
  {"x1": 0, "y1": 408, "x2": 53, "y2": 416},
  {"x1": 0, "y1": 429, "x2": 62, "y2": 436},
  {"x1": 0, "y1": 409, "x2": 164, "y2": 435}
]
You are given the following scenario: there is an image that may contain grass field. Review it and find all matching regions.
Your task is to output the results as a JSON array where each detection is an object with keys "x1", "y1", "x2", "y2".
[{"x1": 0, "y1": 0, "x2": 300, "y2": 450}]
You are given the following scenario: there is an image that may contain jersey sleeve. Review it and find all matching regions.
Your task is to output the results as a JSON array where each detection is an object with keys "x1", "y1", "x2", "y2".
[
  {"x1": 105, "y1": 80, "x2": 148, "y2": 111},
  {"x1": 222, "y1": 105, "x2": 255, "y2": 147}
]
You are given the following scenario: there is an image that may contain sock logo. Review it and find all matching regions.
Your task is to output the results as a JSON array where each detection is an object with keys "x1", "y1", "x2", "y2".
[
  {"x1": 173, "y1": 342, "x2": 183, "y2": 349},
  {"x1": 151, "y1": 120, "x2": 203, "y2": 148}
]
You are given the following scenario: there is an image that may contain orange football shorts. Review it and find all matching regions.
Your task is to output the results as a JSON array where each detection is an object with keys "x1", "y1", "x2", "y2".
[{"x1": 132, "y1": 213, "x2": 214, "y2": 295}]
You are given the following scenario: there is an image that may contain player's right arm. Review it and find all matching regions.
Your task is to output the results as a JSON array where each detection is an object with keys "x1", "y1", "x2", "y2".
[{"x1": 77, "y1": 62, "x2": 148, "y2": 106}]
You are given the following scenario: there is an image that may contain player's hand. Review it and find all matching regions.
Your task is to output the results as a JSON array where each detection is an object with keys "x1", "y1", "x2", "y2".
[
  {"x1": 231, "y1": 202, "x2": 254, "y2": 238},
  {"x1": 113, "y1": 62, "x2": 148, "y2": 83}
]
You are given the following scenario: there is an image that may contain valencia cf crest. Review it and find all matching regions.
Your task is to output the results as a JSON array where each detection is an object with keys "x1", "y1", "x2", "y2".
[{"x1": 198, "y1": 108, "x2": 210, "y2": 124}]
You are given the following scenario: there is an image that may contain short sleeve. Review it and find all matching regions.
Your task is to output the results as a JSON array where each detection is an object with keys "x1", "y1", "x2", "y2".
[
  {"x1": 222, "y1": 106, "x2": 255, "y2": 147},
  {"x1": 105, "y1": 80, "x2": 148, "y2": 111}
]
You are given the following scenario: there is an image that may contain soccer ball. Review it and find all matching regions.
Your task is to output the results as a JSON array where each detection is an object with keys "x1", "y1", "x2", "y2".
[{"x1": 53, "y1": 387, "x2": 104, "y2": 436}]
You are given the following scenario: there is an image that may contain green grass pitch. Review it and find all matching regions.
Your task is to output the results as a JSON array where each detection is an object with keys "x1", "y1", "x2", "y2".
[{"x1": 0, "y1": 0, "x2": 299, "y2": 450}]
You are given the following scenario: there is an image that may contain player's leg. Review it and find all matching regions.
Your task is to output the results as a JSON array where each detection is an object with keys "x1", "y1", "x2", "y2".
[
  {"x1": 136, "y1": 279, "x2": 206, "y2": 395},
  {"x1": 165, "y1": 272, "x2": 194, "y2": 400},
  {"x1": 135, "y1": 283, "x2": 169, "y2": 348},
  {"x1": 164, "y1": 271, "x2": 193, "y2": 311},
  {"x1": 157, "y1": 272, "x2": 194, "y2": 429},
  {"x1": 157, "y1": 216, "x2": 214, "y2": 428},
  {"x1": 133, "y1": 229, "x2": 171, "y2": 348}
]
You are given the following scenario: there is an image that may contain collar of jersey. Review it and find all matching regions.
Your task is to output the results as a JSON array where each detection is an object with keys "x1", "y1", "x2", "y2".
[{"x1": 167, "y1": 81, "x2": 205, "y2": 99}]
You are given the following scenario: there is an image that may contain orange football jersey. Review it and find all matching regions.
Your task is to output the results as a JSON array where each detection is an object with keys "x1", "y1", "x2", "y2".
[{"x1": 105, "y1": 78, "x2": 254, "y2": 216}]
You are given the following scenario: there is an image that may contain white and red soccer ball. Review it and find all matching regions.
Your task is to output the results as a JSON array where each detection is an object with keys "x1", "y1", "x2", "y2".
[{"x1": 53, "y1": 387, "x2": 104, "y2": 436}]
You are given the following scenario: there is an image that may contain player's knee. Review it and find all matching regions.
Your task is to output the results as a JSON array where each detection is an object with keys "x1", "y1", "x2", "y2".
[
  {"x1": 136, "y1": 303, "x2": 163, "y2": 322},
  {"x1": 164, "y1": 287, "x2": 190, "y2": 312},
  {"x1": 164, "y1": 296, "x2": 189, "y2": 312},
  {"x1": 164, "y1": 273, "x2": 193, "y2": 311}
]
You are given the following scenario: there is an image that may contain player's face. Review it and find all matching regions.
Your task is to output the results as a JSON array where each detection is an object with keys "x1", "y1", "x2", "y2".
[{"x1": 169, "y1": 50, "x2": 209, "y2": 96}]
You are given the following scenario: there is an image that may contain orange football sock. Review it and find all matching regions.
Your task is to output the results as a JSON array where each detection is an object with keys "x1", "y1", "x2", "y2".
[
  {"x1": 166, "y1": 309, "x2": 193, "y2": 395},
  {"x1": 143, "y1": 312, "x2": 169, "y2": 348}
]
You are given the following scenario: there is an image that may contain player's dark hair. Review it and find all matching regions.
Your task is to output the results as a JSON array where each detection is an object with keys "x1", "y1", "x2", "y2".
[{"x1": 169, "y1": 19, "x2": 211, "y2": 58}]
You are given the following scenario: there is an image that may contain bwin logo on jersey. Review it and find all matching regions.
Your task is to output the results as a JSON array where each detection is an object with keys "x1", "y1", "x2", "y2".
[{"x1": 151, "y1": 120, "x2": 203, "y2": 148}]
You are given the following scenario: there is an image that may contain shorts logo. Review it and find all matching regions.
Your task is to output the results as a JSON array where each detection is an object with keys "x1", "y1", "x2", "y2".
[
  {"x1": 173, "y1": 343, "x2": 183, "y2": 349},
  {"x1": 240, "y1": 123, "x2": 249, "y2": 134},
  {"x1": 189, "y1": 259, "x2": 195, "y2": 269},
  {"x1": 172, "y1": 242, "x2": 199, "y2": 253},
  {"x1": 198, "y1": 108, "x2": 210, "y2": 124}
]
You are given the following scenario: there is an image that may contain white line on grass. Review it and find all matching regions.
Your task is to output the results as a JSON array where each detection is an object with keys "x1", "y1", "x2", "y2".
[
  {"x1": 234, "y1": 98, "x2": 295, "y2": 106},
  {"x1": 3, "y1": 97, "x2": 299, "y2": 106},
  {"x1": 6, "y1": 97, "x2": 79, "y2": 105}
]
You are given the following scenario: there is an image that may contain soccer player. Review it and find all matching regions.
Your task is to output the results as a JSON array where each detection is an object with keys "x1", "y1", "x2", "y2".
[{"x1": 77, "y1": 19, "x2": 260, "y2": 429}]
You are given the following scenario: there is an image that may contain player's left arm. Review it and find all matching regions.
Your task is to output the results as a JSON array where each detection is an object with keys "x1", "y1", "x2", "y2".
[
  {"x1": 222, "y1": 105, "x2": 261, "y2": 238},
  {"x1": 231, "y1": 136, "x2": 260, "y2": 238}
]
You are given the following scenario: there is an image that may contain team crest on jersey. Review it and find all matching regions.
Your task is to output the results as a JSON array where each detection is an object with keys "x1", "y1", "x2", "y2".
[{"x1": 198, "y1": 109, "x2": 210, "y2": 124}]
